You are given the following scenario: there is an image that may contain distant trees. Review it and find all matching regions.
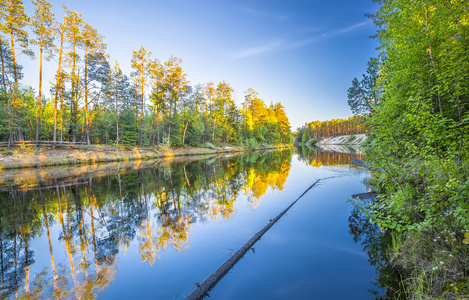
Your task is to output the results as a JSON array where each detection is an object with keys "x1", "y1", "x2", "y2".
[
  {"x1": 294, "y1": 116, "x2": 368, "y2": 145},
  {"x1": 0, "y1": 0, "x2": 291, "y2": 147}
]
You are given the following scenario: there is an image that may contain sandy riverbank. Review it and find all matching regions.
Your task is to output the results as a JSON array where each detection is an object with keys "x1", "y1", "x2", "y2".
[{"x1": 0, "y1": 144, "x2": 291, "y2": 170}]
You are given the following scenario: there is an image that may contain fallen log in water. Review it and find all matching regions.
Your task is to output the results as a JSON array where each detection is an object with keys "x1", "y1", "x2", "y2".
[
  {"x1": 351, "y1": 158, "x2": 380, "y2": 171},
  {"x1": 186, "y1": 179, "x2": 322, "y2": 300}
]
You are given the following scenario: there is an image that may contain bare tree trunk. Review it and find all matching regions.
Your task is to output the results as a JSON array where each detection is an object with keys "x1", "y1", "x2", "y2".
[
  {"x1": 148, "y1": 100, "x2": 157, "y2": 146},
  {"x1": 182, "y1": 119, "x2": 189, "y2": 145},
  {"x1": 0, "y1": 38, "x2": 13, "y2": 147},
  {"x1": 154, "y1": 109, "x2": 160, "y2": 146},
  {"x1": 35, "y1": 31, "x2": 44, "y2": 143},
  {"x1": 53, "y1": 18, "x2": 65, "y2": 148},
  {"x1": 212, "y1": 116, "x2": 216, "y2": 143},
  {"x1": 115, "y1": 78, "x2": 119, "y2": 145},
  {"x1": 84, "y1": 45, "x2": 90, "y2": 145}
]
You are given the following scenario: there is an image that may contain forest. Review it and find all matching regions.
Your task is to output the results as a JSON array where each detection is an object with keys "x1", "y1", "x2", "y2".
[
  {"x1": 353, "y1": 0, "x2": 469, "y2": 298},
  {"x1": 294, "y1": 115, "x2": 368, "y2": 145},
  {"x1": 0, "y1": 0, "x2": 291, "y2": 148}
]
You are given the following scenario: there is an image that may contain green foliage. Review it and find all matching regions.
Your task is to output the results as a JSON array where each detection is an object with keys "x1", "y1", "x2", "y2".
[
  {"x1": 347, "y1": 58, "x2": 380, "y2": 115},
  {"x1": 186, "y1": 118, "x2": 204, "y2": 146},
  {"x1": 202, "y1": 142, "x2": 215, "y2": 149},
  {"x1": 169, "y1": 113, "x2": 182, "y2": 146},
  {"x1": 0, "y1": 4, "x2": 292, "y2": 147},
  {"x1": 301, "y1": 131, "x2": 309, "y2": 145},
  {"x1": 245, "y1": 137, "x2": 258, "y2": 148},
  {"x1": 359, "y1": 0, "x2": 469, "y2": 298},
  {"x1": 119, "y1": 108, "x2": 138, "y2": 145}
]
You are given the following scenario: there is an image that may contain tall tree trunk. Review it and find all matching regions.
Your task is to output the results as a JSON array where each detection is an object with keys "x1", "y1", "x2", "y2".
[
  {"x1": 167, "y1": 98, "x2": 173, "y2": 144},
  {"x1": 9, "y1": 11, "x2": 21, "y2": 142},
  {"x1": 53, "y1": 18, "x2": 65, "y2": 148},
  {"x1": 135, "y1": 86, "x2": 139, "y2": 141},
  {"x1": 139, "y1": 78, "x2": 144, "y2": 145},
  {"x1": 182, "y1": 119, "x2": 189, "y2": 145},
  {"x1": 60, "y1": 83, "x2": 64, "y2": 143},
  {"x1": 71, "y1": 40, "x2": 77, "y2": 143},
  {"x1": 115, "y1": 78, "x2": 119, "y2": 145},
  {"x1": 35, "y1": 30, "x2": 44, "y2": 143},
  {"x1": 9, "y1": 12, "x2": 18, "y2": 85},
  {"x1": 212, "y1": 116, "x2": 216, "y2": 143},
  {"x1": 84, "y1": 46, "x2": 90, "y2": 145},
  {"x1": 148, "y1": 100, "x2": 157, "y2": 146},
  {"x1": 154, "y1": 109, "x2": 160, "y2": 146},
  {"x1": 0, "y1": 38, "x2": 13, "y2": 146}
]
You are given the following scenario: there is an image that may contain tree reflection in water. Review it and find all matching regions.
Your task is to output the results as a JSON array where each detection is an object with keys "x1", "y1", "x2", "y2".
[
  {"x1": 297, "y1": 145, "x2": 405, "y2": 299},
  {"x1": 296, "y1": 145, "x2": 364, "y2": 167},
  {"x1": 0, "y1": 150, "x2": 292, "y2": 299},
  {"x1": 348, "y1": 198, "x2": 405, "y2": 299}
]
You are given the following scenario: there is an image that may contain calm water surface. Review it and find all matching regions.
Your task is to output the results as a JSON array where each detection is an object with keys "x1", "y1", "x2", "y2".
[{"x1": 0, "y1": 148, "x2": 394, "y2": 299}]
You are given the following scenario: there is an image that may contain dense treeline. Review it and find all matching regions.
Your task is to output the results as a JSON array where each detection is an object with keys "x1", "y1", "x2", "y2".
[
  {"x1": 356, "y1": 0, "x2": 469, "y2": 298},
  {"x1": 0, "y1": 0, "x2": 291, "y2": 147},
  {"x1": 294, "y1": 115, "x2": 368, "y2": 145}
]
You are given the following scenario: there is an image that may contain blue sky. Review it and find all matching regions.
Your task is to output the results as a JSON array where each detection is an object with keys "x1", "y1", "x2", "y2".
[{"x1": 20, "y1": 0, "x2": 380, "y2": 130}]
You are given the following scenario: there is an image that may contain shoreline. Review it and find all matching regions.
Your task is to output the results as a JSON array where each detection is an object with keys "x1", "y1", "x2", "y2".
[{"x1": 0, "y1": 144, "x2": 292, "y2": 170}]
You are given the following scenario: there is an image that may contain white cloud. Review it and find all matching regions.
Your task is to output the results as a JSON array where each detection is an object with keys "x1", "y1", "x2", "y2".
[
  {"x1": 234, "y1": 40, "x2": 285, "y2": 59},
  {"x1": 233, "y1": 20, "x2": 371, "y2": 59},
  {"x1": 289, "y1": 20, "x2": 372, "y2": 49}
]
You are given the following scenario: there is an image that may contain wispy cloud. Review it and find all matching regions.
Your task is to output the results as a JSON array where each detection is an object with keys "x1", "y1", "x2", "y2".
[
  {"x1": 233, "y1": 20, "x2": 371, "y2": 59},
  {"x1": 332, "y1": 21, "x2": 369, "y2": 35},
  {"x1": 289, "y1": 20, "x2": 371, "y2": 50},
  {"x1": 239, "y1": 7, "x2": 289, "y2": 21},
  {"x1": 234, "y1": 40, "x2": 285, "y2": 59}
]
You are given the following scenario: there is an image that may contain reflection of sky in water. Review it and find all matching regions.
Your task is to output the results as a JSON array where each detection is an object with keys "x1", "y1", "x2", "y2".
[
  {"x1": 0, "y1": 149, "x2": 384, "y2": 299},
  {"x1": 210, "y1": 173, "x2": 377, "y2": 299}
]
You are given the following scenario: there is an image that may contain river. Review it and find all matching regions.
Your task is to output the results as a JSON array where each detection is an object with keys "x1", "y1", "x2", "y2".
[{"x1": 0, "y1": 147, "x2": 398, "y2": 299}]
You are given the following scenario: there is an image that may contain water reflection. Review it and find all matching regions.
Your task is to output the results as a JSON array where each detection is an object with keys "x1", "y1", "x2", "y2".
[
  {"x1": 348, "y1": 196, "x2": 405, "y2": 299},
  {"x1": 296, "y1": 145, "x2": 364, "y2": 167},
  {"x1": 0, "y1": 150, "x2": 292, "y2": 299}
]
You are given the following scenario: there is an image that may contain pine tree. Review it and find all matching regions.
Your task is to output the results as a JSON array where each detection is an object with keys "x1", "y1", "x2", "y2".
[
  {"x1": 31, "y1": 0, "x2": 55, "y2": 142},
  {"x1": 82, "y1": 23, "x2": 106, "y2": 144},
  {"x1": 131, "y1": 46, "x2": 151, "y2": 145}
]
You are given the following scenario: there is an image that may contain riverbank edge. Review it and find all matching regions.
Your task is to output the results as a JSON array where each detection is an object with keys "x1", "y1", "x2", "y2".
[
  {"x1": 0, "y1": 144, "x2": 292, "y2": 170},
  {"x1": 307, "y1": 134, "x2": 367, "y2": 146}
]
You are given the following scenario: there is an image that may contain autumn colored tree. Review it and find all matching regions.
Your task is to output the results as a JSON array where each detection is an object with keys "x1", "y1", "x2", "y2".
[
  {"x1": 131, "y1": 46, "x2": 151, "y2": 145},
  {"x1": 1, "y1": 0, "x2": 34, "y2": 143},
  {"x1": 164, "y1": 56, "x2": 187, "y2": 144},
  {"x1": 0, "y1": 0, "x2": 32, "y2": 85},
  {"x1": 0, "y1": 2, "x2": 291, "y2": 146},
  {"x1": 63, "y1": 8, "x2": 84, "y2": 142}
]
